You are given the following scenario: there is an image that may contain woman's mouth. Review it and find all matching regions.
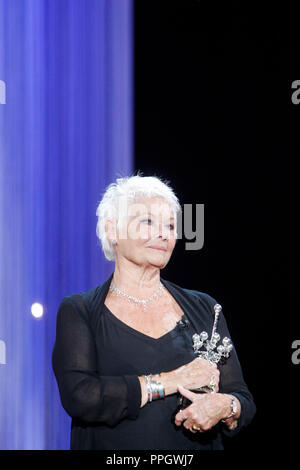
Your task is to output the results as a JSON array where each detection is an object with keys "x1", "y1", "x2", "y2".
[{"x1": 147, "y1": 246, "x2": 167, "y2": 252}]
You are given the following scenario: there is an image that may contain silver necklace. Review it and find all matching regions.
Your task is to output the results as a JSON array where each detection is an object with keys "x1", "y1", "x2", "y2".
[{"x1": 109, "y1": 280, "x2": 165, "y2": 311}]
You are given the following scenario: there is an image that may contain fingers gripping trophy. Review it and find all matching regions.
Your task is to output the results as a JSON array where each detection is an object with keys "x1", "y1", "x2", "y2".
[{"x1": 177, "y1": 304, "x2": 233, "y2": 410}]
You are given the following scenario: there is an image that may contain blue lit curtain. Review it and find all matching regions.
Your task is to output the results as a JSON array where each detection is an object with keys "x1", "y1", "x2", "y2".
[{"x1": 0, "y1": 0, "x2": 133, "y2": 450}]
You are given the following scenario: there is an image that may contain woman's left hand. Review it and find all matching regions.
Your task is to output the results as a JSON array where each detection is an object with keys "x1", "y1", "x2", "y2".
[{"x1": 174, "y1": 385, "x2": 239, "y2": 433}]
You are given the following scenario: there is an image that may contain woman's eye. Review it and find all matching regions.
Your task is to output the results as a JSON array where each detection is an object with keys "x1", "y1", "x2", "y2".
[
  {"x1": 168, "y1": 224, "x2": 175, "y2": 230},
  {"x1": 141, "y1": 218, "x2": 152, "y2": 225}
]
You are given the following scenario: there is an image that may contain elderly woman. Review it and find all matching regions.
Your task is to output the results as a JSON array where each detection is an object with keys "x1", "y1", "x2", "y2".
[{"x1": 52, "y1": 175, "x2": 256, "y2": 450}]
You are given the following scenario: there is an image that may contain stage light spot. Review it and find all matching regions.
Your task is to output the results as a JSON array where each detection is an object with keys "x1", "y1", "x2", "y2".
[{"x1": 31, "y1": 302, "x2": 44, "y2": 319}]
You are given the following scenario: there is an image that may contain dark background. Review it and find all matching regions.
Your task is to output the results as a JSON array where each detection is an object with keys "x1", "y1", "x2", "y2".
[{"x1": 134, "y1": 1, "x2": 300, "y2": 450}]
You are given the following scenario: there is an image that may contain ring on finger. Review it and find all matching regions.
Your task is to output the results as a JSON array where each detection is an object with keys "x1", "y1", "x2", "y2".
[{"x1": 192, "y1": 424, "x2": 201, "y2": 432}]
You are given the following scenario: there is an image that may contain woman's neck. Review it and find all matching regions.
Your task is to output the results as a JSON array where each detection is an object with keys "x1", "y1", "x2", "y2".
[{"x1": 112, "y1": 260, "x2": 161, "y2": 297}]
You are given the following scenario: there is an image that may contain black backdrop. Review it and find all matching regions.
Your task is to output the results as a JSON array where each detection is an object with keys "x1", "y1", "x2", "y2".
[{"x1": 134, "y1": 1, "x2": 300, "y2": 451}]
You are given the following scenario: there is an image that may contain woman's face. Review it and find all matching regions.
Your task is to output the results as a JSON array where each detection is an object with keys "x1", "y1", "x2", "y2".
[{"x1": 115, "y1": 196, "x2": 177, "y2": 269}]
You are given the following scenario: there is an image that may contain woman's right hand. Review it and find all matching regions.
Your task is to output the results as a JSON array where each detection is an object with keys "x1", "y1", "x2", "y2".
[
  {"x1": 138, "y1": 357, "x2": 220, "y2": 408},
  {"x1": 160, "y1": 357, "x2": 220, "y2": 396}
]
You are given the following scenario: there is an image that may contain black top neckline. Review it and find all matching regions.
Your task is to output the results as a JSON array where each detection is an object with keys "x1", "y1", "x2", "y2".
[
  {"x1": 102, "y1": 277, "x2": 187, "y2": 343},
  {"x1": 102, "y1": 303, "x2": 183, "y2": 344}
]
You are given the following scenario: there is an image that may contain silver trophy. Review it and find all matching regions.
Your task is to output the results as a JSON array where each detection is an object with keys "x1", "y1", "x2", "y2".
[
  {"x1": 176, "y1": 303, "x2": 233, "y2": 411},
  {"x1": 192, "y1": 304, "x2": 233, "y2": 364}
]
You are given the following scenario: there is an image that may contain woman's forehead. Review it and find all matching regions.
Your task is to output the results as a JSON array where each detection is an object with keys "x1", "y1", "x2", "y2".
[{"x1": 128, "y1": 197, "x2": 175, "y2": 218}]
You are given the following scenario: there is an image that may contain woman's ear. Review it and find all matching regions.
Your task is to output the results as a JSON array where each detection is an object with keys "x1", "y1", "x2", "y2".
[{"x1": 105, "y1": 219, "x2": 117, "y2": 245}]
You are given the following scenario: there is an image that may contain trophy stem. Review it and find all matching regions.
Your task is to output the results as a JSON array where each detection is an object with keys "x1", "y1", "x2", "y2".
[{"x1": 210, "y1": 304, "x2": 221, "y2": 341}]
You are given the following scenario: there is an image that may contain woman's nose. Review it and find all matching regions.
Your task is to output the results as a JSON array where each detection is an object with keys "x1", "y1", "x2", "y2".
[
  {"x1": 158, "y1": 224, "x2": 169, "y2": 240},
  {"x1": 149, "y1": 222, "x2": 164, "y2": 239}
]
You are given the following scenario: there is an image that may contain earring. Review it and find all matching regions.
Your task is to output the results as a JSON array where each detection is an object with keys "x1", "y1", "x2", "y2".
[{"x1": 111, "y1": 239, "x2": 116, "y2": 245}]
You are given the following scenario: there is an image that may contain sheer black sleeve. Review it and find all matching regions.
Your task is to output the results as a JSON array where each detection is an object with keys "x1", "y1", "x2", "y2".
[
  {"x1": 52, "y1": 297, "x2": 141, "y2": 426},
  {"x1": 216, "y1": 305, "x2": 256, "y2": 437}
]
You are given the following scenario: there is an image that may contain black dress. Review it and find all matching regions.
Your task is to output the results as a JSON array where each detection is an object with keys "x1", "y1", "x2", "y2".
[{"x1": 52, "y1": 274, "x2": 256, "y2": 450}]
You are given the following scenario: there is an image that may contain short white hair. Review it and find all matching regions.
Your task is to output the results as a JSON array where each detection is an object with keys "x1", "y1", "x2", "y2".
[{"x1": 96, "y1": 174, "x2": 181, "y2": 261}]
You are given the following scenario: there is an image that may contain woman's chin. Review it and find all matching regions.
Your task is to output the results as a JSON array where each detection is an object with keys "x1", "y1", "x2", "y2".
[{"x1": 146, "y1": 255, "x2": 169, "y2": 269}]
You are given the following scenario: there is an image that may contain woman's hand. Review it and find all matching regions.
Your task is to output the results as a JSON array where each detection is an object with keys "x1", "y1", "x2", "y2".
[
  {"x1": 138, "y1": 357, "x2": 220, "y2": 408},
  {"x1": 160, "y1": 357, "x2": 220, "y2": 396},
  {"x1": 174, "y1": 385, "x2": 240, "y2": 433},
  {"x1": 175, "y1": 357, "x2": 220, "y2": 392}
]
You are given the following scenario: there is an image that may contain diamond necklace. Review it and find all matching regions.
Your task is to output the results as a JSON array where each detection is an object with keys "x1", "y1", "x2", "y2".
[{"x1": 109, "y1": 280, "x2": 165, "y2": 311}]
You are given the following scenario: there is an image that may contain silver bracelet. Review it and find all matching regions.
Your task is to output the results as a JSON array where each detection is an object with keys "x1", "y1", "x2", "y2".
[
  {"x1": 143, "y1": 374, "x2": 165, "y2": 402},
  {"x1": 144, "y1": 374, "x2": 153, "y2": 402}
]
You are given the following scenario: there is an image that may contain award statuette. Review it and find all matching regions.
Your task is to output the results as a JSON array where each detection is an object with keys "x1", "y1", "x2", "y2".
[{"x1": 177, "y1": 304, "x2": 233, "y2": 410}]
